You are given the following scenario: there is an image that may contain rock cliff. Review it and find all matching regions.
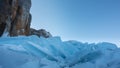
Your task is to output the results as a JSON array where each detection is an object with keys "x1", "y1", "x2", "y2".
[{"x1": 0, "y1": 0, "x2": 52, "y2": 38}]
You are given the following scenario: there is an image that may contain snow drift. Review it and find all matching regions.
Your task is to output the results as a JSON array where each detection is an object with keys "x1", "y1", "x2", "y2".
[{"x1": 0, "y1": 35, "x2": 120, "y2": 68}]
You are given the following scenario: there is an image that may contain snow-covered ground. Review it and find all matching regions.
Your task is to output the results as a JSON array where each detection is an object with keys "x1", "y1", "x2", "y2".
[{"x1": 0, "y1": 35, "x2": 120, "y2": 68}]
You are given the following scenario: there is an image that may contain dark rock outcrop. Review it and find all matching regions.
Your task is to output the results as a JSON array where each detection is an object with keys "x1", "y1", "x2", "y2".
[
  {"x1": 10, "y1": 0, "x2": 31, "y2": 36},
  {"x1": 0, "y1": 0, "x2": 52, "y2": 38},
  {"x1": 10, "y1": 0, "x2": 32, "y2": 36},
  {"x1": 0, "y1": 0, "x2": 12, "y2": 36},
  {"x1": 30, "y1": 28, "x2": 52, "y2": 38},
  {"x1": 0, "y1": 23, "x2": 6, "y2": 36},
  {"x1": 0, "y1": 0, "x2": 31, "y2": 36}
]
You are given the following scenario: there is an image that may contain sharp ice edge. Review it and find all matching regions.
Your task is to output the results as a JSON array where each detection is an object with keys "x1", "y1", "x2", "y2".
[{"x1": 0, "y1": 35, "x2": 120, "y2": 68}]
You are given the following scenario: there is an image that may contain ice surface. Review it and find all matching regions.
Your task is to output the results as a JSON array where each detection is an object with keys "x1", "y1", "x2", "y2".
[{"x1": 0, "y1": 35, "x2": 120, "y2": 68}]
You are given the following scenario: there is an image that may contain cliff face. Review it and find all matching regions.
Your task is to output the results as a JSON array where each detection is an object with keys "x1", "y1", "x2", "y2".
[
  {"x1": 0, "y1": 0, "x2": 52, "y2": 37},
  {"x1": 10, "y1": 0, "x2": 32, "y2": 36},
  {"x1": 0, "y1": 0, "x2": 31, "y2": 36}
]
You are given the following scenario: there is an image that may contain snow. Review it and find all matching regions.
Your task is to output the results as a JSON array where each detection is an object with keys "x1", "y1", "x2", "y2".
[{"x1": 0, "y1": 35, "x2": 120, "y2": 68}]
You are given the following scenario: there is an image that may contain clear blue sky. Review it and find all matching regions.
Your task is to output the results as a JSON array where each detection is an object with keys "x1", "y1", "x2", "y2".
[{"x1": 31, "y1": 0, "x2": 120, "y2": 45}]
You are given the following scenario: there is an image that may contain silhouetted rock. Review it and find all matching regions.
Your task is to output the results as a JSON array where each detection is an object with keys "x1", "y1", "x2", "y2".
[{"x1": 30, "y1": 28, "x2": 52, "y2": 38}]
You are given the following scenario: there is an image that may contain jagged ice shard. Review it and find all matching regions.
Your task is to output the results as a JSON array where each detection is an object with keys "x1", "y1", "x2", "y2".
[{"x1": 0, "y1": 36, "x2": 120, "y2": 68}]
